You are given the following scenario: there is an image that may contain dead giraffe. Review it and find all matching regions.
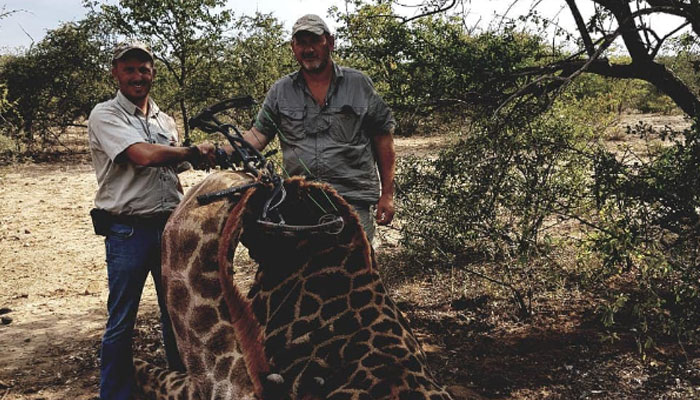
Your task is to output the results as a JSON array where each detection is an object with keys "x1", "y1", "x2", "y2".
[{"x1": 133, "y1": 171, "x2": 454, "y2": 400}]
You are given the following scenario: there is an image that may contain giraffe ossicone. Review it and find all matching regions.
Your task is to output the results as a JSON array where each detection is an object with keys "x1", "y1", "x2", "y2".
[{"x1": 133, "y1": 171, "x2": 454, "y2": 400}]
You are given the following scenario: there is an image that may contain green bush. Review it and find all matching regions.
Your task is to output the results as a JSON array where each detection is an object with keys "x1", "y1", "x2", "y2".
[
  {"x1": 396, "y1": 97, "x2": 597, "y2": 317},
  {"x1": 589, "y1": 119, "x2": 700, "y2": 349}
]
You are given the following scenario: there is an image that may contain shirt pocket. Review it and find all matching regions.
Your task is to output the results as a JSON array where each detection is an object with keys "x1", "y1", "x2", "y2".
[
  {"x1": 154, "y1": 129, "x2": 176, "y2": 146},
  {"x1": 278, "y1": 107, "x2": 306, "y2": 141},
  {"x1": 329, "y1": 105, "x2": 365, "y2": 143}
]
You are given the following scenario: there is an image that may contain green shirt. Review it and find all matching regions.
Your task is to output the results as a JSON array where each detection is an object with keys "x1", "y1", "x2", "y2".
[
  {"x1": 88, "y1": 91, "x2": 182, "y2": 215},
  {"x1": 254, "y1": 63, "x2": 395, "y2": 204}
]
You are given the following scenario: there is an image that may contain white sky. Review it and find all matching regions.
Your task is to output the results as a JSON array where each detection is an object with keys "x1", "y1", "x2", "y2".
[
  {"x1": 0, "y1": 1, "x2": 687, "y2": 52},
  {"x1": 0, "y1": 0, "x2": 543, "y2": 51}
]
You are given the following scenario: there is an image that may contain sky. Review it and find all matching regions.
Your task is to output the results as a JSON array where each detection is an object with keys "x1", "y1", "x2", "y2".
[
  {"x1": 0, "y1": 0, "x2": 686, "y2": 53},
  {"x1": 0, "y1": 0, "x2": 541, "y2": 51},
  {"x1": 0, "y1": 0, "x2": 345, "y2": 50}
]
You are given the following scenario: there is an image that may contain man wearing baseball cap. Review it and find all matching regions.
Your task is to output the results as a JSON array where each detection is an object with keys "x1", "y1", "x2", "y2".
[
  {"x1": 88, "y1": 40, "x2": 216, "y2": 399},
  {"x1": 243, "y1": 14, "x2": 396, "y2": 243}
]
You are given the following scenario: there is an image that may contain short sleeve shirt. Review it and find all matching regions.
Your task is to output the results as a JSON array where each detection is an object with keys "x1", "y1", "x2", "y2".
[
  {"x1": 88, "y1": 91, "x2": 182, "y2": 215},
  {"x1": 253, "y1": 63, "x2": 395, "y2": 204}
]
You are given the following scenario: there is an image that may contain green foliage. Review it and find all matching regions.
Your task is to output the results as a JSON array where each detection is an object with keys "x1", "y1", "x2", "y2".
[
  {"x1": 0, "y1": 17, "x2": 113, "y2": 152},
  {"x1": 569, "y1": 65, "x2": 680, "y2": 115},
  {"x1": 396, "y1": 97, "x2": 597, "y2": 316},
  {"x1": 225, "y1": 13, "x2": 296, "y2": 100},
  {"x1": 589, "y1": 119, "x2": 700, "y2": 347},
  {"x1": 93, "y1": 0, "x2": 234, "y2": 143},
  {"x1": 331, "y1": 2, "x2": 548, "y2": 135}
]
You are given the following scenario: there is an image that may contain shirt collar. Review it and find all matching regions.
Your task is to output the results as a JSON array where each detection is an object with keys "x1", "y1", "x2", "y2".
[{"x1": 116, "y1": 90, "x2": 159, "y2": 117}]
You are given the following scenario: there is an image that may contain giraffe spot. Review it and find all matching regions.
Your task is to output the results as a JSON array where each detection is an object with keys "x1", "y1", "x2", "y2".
[
  {"x1": 404, "y1": 355, "x2": 423, "y2": 372},
  {"x1": 372, "y1": 320, "x2": 402, "y2": 335},
  {"x1": 345, "y1": 247, "x2": 370, "y2": 273},
  {"x1": 202, "y1": 215, "x2": 221, "y2": 234},
  {"x1": 305, "y1": 272, "x2": 351, "y2": 300},
  {"x1": 352, "y1": 272, "x2": 375, "y2": 289},
  {"x1": 214, "y1": 355, "x2": 233, "y2": 381},
  {"x1": 332, "y1": 311, "x2": 361, "y2": 336},
  {"x1": 316, "y1": 337, "x2": 344, "y2": 365},
  {"x1": 291, "y1": 318, "x2": 320, "y2": 339},
  {"x1": 231, "y1": 357, "x2": 254, "y2": 389},
  {"x1": 360, "y1": 307, "x2": 380, "y2": 326},
  {"x1": 372, "y1": 289, "x2": 387, "y2": 306},
  {"x1": 321, "y1": 297, "x2": 348, "y2": 321},
  {"x1": 265, "y1": 331, "x2": 287, "y2": 359},
  {"x1": 191, "y1": 305, "x2": 218, "y2": 335},
  {"x1": 372, "y1": 334, "x2": 402, "y2": 348},
  {"x1": 382, "y1": 306, "x2": 397, "y2": 320},
  {"x1": 381, "y1": 345, "x2": 409, "y2": 359},
  {"x1": 168, "y1": 281, "x2": 191, "y2": 314},
  {"x1": 304, "y1": 246, "x2": 347, "y2": 277},
  {"x1": 268, "y1": 278, "x2": 299, "y2": 316},
  {"x1": 372, "y1": 362, "x2": 406, "y2": 381},
  {"x1": 362, "y1": 352, "x2": 396, "y2": 369},
  {"x1": 369, "y1": 379, "x2": 393, "y2": 398},
  {"x1": 299, "y1": 295, "x2": 320, "y2": 318},
  {"x1": 217, "y1": 299, "x2": 231, "y2": 323},
  {"x1": 198, "y1": 240, "x2": 219, "y2": 272},
  {"x1": 267, "y1": 291, "x2": 301, "y2": 333},
  {"x1": 348, "y1": 369, "x2": 371, "y2": 390},
  {"x1": 350, "y1": 290, "x2": 373, "y2": 309},
  {"x1": 400, "y1": 390, "x2": 427, "y2": 400},
  {"x1": 173, "y1": 230, "x2": 200, "y2": 270},
  {"x1": 189, "y1": 271, "x2": 220, "y2": 299},
  {"x1": 206, "y1": 326, "x2": 236, "y2": 356},
  {"x1": 188, "y1": 353, "x2": 205, "y2": 376},
  {"x1": 342, "y1": 341, "x2": 369, "y2": 361}
]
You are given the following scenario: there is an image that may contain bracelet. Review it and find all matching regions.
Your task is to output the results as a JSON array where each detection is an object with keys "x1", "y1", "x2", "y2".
[{"x1": 187, "y1": 145, "x2": 201, "y2": 163}]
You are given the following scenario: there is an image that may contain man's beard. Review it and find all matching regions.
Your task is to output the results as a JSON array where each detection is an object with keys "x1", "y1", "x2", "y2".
[{"x1": 301, "y1": 57, "x2": 328, "y2": 74}]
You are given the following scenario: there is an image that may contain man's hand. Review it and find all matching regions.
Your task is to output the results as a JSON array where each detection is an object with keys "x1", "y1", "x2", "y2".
[
  {"x1": 195, "y1": 142, "x2": 217, "y2": 168},
  {"x1": 376, "y1": 194, "x2": 395, "y2": 225}
]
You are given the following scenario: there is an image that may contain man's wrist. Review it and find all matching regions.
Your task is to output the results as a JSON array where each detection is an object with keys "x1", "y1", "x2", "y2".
[{"x1": 187, "y1": 145, "x2": 201, "y2": 163}]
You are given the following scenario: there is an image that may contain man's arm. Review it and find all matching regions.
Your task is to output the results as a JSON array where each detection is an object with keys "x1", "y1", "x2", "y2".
[
  {"x1": 372, "y1": 131, "x2": 396, "y2": 225},
  {"x1": 121, "y1": 142, "x2": 216, "y2": 167},
  {"x1": 242, "y1": 127, "x2": 271, "y2": 151}
]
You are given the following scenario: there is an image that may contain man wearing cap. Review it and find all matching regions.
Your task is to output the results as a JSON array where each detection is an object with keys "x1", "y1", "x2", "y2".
[
  {"x1": 242, "y1": 14, "x2": 396, "y2": 242},
  {"x1": 88, "y1": 40, "x2": 215, "y2": 399}
]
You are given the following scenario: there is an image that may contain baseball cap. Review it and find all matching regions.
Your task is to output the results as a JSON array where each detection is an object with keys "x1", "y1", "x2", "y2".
[
  {"x1": 112, "y1": 40, "x2": 154, "y2": 62},
  {"x1": 291, "y1": 14, "x2": 331, "y2": 37}
]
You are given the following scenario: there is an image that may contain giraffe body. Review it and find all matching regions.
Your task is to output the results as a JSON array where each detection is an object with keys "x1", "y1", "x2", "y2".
[{"x1": 134, "y1": 171, "x2": 453, "y2": 400}]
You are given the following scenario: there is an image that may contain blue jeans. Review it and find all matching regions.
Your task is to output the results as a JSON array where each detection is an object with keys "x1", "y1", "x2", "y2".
[{"x1": 100, "y1": 221, "x2": 184, "y2": 400}]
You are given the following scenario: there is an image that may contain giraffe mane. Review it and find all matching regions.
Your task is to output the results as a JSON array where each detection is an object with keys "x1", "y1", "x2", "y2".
[{"x1": 217, "y1": 187, "x2": 269, "y2": 398}]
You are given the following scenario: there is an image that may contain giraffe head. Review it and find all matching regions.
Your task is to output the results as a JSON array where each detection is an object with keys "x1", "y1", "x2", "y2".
[{"x1": 218, "y1": 176, "x2": 453, "y2": 399}]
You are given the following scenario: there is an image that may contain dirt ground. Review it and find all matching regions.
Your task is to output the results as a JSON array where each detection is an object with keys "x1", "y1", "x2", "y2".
[{"x1": 0, "y1": 120, "x2": 698, "y2": 399}]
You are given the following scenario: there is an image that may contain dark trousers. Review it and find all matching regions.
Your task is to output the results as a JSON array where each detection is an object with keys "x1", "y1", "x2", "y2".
[{"x1": 99, "y1": 221, "x2": 184, "y2": 400}]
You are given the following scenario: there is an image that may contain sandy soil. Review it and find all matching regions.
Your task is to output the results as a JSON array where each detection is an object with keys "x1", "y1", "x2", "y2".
[
  {"x1": 0, "y1": 124, "x2": 698, "y2": 400},
  {"x1": 0, "y1": 135, "x2": 451, "y2": 400}
]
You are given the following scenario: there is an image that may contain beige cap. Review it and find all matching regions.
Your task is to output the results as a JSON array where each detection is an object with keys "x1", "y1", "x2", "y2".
[
  {"x1": 112, "y1": 40, "x2": 154, "y2": 62},
  {"x1": 291, "y1": 14, "x2": 331, "y2": 37}
]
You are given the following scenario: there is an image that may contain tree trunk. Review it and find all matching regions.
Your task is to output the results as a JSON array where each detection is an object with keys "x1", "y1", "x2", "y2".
[{"x1": 180, "y1": 97, "x2": 190, "y2": 146}]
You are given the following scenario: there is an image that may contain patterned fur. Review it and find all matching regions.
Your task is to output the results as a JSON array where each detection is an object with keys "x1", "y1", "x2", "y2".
[{"x1": 133, "y1": 171, "x2": 453, "y2": 400}]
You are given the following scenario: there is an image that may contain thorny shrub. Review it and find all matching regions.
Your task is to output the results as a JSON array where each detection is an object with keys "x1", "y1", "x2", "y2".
[
  {"x1": 589, "y1": 118, "x2": 700, "y2": 352},
  {"x1": 396, "y1": 99, "x2": 597, "y2": 318}
]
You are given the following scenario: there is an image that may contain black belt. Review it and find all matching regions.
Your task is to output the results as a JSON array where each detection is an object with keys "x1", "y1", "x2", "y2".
[{"x1": 112, "y1": 212, "x2": 173, "y2": 227}]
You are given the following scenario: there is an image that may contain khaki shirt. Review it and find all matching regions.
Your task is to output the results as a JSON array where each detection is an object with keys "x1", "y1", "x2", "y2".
[
  {"x1": 88, "y1": 91, "x2": 182, "y2": 215},
  {"x1": 254, "y1": 63, "x2": 395, "y2": 204}
]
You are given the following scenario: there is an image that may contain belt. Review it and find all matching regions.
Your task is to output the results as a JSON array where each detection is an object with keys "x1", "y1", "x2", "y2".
[{"x1": 112, "y1": 211, "x2": 173, "y2": 227}]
